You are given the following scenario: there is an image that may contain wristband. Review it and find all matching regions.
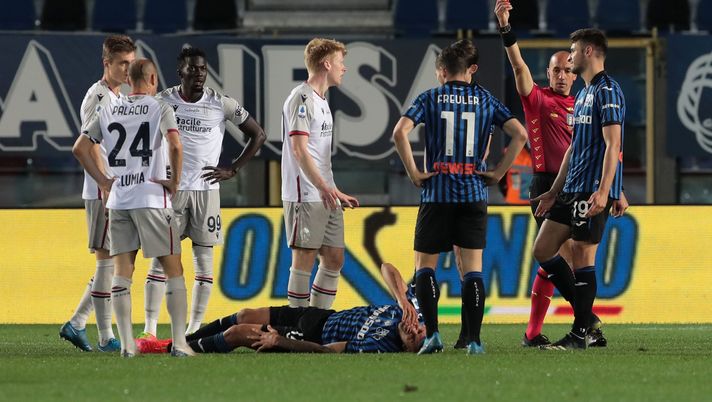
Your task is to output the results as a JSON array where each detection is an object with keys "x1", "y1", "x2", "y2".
[{"x1": 500, "y1": 26, "x2": 517, "y2": 48}]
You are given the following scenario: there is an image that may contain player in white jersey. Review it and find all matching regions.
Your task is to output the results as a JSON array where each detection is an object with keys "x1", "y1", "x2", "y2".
[
  {"x1": 60, "y1": 35, "x2": 135, "y2": 353},
  {"x1": 140, "y1": 47, "x2": 266, "y2": 338},
  {"x1": 281, "y1": 38, "x2": 359, "y2": 309},
  {"x1": 73, "y1": 59, "x2": 192, "y2": 357}
]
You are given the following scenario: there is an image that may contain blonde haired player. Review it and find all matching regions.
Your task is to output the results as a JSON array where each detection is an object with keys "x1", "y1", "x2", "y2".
[
  {"x1": 73, "y1": 59, "x2": 192, "y2": 357},
  {"x1": 60, "y1": 35, "x2": 135, "y2": 353},
  {"x1": 281, "y1": 38, "x2": 359, "y2": 309}
]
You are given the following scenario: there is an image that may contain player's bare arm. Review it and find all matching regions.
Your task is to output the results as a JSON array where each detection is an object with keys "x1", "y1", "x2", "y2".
[
  {"x1": 73, "y1": 135, "x2": 115, "y2": 194},
  {"x1": 247, "y1": 326, "x2": 342, "y2": 353},
  {"x1": 290, "y1": 134, "x2": 339, "y2": 209},
  {"x1": 392, "y1": 116, "x2": 437, "y2": 187},
  {"x1": 153, "y1": 130, "x2": 183, "y2": 196},
  {"x1": 380, "y1": 263, "x2": 418, "y2": 329},
  {"x1": 586, "y1": 123, "x2": 622, "y2": 217},
  {"x1": 533, "y1": 144, "x2": 572, "y2": 216},
  {"x1": 495, "y1": 0, "x2": 534, "y2": 96},
  {"x1": 475, "y1": 118, "x2": 527, "y2": 186},
  {"x1": 201, "y1": 116, "x2": 267, "y2": 184},
  {"x1": 612, "y1": 190, "x2": 629, "y2": 217}
]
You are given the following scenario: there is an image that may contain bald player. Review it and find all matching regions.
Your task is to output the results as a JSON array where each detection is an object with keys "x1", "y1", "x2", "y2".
[
  {"x1": 495, "y1": 0, "x2": 623, "y2": 347},
  {"x1": 73, "y1": 59, "x2": 192, "y2": 357}
]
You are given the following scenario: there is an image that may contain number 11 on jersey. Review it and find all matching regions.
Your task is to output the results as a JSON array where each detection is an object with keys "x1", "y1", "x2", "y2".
[{"x1": 441, "y1": 111, "x2": 476, "y2": 157}]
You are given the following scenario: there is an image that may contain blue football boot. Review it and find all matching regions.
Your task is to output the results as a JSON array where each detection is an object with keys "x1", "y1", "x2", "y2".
[
  {"x1": 97, "y1": 338, "x2": 121, "y2": 352},
  {"x1": 417, "y1": 331, "x2": 444, "y2": 355},
  {"x1": 466, "y1": 341, "x2": 485, "y2": 355},
  {"x1": 59, "y1": 321, "x2": 93, "y2": 352}
]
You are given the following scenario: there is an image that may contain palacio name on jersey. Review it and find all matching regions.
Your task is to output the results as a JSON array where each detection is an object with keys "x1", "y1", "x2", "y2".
[
  {"x1": 437, "y1": 94, "x2": 480, "y2": 105},
  {"x1": 176, "y1": 116, "x2": 211, "y2": 133},
  {"x1": 111, "y1": 104, "x2": 149, "y2": 116},
  {"x1": 118, "y1": 172, "x2": 145, "y2": 187}
]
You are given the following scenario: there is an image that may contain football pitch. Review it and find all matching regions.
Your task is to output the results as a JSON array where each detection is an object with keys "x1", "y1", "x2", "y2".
[{"x1": 1, "y1": 324, "x2": 710, "y2": 402}]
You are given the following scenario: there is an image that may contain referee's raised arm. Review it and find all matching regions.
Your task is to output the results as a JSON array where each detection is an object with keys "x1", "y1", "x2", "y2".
[{"x1": 495, "y1": 0, "x2": 534, "y2": 97}]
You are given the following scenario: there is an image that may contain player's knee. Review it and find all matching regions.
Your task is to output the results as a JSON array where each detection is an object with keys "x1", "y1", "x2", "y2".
[
  {"x1": 236, "y1": 308, "x2": 258, "y2": 324},
  {"x1": 157, "y1": 255, "x2": 183, "y2": 277},
  {"x1": 320, "y1": 249, "x2": 344, "y2": 268},
  {"x1": 532, "y1": 240, "x2": 554, "y2": 263},
  {"x1": 222, "y1": 324, "x2": 243, "y2": 344},
  {"x1": 192, "y1": 245, "x2": 214, "y2": 275},
  {"x1": 148, "y1": 258, "x2": 164, "y2": 276}
]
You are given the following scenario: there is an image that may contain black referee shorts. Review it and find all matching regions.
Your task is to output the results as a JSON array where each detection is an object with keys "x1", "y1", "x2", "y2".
[
  {"x1": 529, "y1": 173, "x2": 557, "y2": 228},
  {"x1": 414, "y1": 202, "x2": 487, "y2": 253},
  {"x1": 546, "y1": 192, "x2": 613, "y2": 244},
  {"x1": 267, "y1": 306, "x2": 335, "y2": 344}
]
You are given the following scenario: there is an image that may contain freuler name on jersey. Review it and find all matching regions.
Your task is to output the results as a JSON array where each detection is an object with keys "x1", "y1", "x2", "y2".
[
  {"x1": 437, "y1": 94, "x2": 480, "y2": 105},
  {"x1": 112, "y1": 104, "x2": 149, "y2": 116}
]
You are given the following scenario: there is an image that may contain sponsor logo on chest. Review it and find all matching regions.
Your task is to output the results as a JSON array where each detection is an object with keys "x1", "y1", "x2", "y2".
[
  {"x1": 319, "y1": 106, "x2": 333, "y2": 138},
  {"x1": 176, "y1": 107, "x2": 221, "y2": 134}
]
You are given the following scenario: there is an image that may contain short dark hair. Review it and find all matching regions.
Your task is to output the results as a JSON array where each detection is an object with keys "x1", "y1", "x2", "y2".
[
  {"x1": 177, "y1": 47, "x2": 207, "y2": 68},
  {"x1": 436, "y1": 39, "x2": 478, "y2": 75},
  {"x1": 570, "y1": 28, "x2": 608, "y2": 56},
  {"x1": 102, "y1": 35, "x2": 136, "y2": 61}
]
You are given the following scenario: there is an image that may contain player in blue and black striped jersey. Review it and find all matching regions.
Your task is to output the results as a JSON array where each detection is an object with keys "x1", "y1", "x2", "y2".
[
  {"x1": 392, "y1": 39, "x2": 528, "y2": 355},
  {"x1": 532, "y1": 28, "x2": 629, "y2": 350},
  {"x1": 136, "y1": 263, "x2": 426, "y2": 354}
]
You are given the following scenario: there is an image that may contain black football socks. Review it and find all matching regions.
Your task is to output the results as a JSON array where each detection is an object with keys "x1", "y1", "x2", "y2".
[
  {"x1": 572, "y1": 267, "x2": 597, "y2": 337},
  {"x1": 186, "y1": 313, "x2": 237, "y2": 342},
  {"x1": 462, "y1": 271, "x2": 486, "y2": 344},
  {"x1": 415, "y1": 268, "x2": 440, "y2": 337},
  {"x1": 188, "y1": 332, "x2": 234, "y2": 353},
  {"x1": 539, "y1": 255, "x2": 576, "y2": 306}
]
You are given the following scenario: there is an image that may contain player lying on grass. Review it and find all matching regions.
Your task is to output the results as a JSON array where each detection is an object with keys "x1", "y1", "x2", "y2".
[{"x1": 137, "y1": 263, "x2": 426, "y2": 354}]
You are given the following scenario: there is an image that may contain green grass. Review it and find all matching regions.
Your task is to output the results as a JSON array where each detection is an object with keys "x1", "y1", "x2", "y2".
[{"x1": 1, "y1": 324, "x2": 711, "y2": 402}]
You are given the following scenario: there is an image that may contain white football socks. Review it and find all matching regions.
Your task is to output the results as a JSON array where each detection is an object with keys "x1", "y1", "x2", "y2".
[
  {"x1": 91, "y1": 258, "x2": 115, "y2": 344},
  {"x1": 111, "y1": 276, "x2": 136, "y2": 355},
  {"x1": 287, "y1": 267, "x2": 311, "y2": 307},
  {"x1": 69, "y1": 277, "x2": 94, "y2": 330},
  {"x1": 166, "y1": 276, "x2": 189, "y2": 351},
  {"x1": 144, "y1": 258, "x2": 166, "y2": 335},
  {"x1": 310, "y1": 266, "x2": 341, "y2": 309},
  {"x1": 187, "y1": 246, "x2": 214, "y2": 334}
]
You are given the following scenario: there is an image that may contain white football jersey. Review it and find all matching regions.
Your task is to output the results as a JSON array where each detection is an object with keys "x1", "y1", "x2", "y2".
[
  {"x1": 82, "y1": 95, "x2": 179, "y2": 210},
  {"x1": 281, "y1": 82, "x2": 335, "y2": 202},
  {"x1": 157, "y1": 86, "x2": 249, "y2": 191},
  {"x1": 80, "y1": 80, "x2": 121, "y2": 200}
]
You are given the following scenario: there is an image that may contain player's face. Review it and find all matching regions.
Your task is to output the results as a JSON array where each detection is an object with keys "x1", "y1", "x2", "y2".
[
  {"x1": 568, "y1": 42, "x2": 586, "y2": 75},
  {"x1": 105, "y1": 51, "x2": 135, "y2": 86},
  {"x1": 326, "y1": 51, "x2": 347, "y2": 87},
  {"x1": 179, "y1": 56, "x2": 207, "y2": 93},
  {"x1": 398, "y1": 322, "x2": 426, "y2": 353},
  {"x1": 547, "y1": 53, "x2": 576, "y2": 96}
]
